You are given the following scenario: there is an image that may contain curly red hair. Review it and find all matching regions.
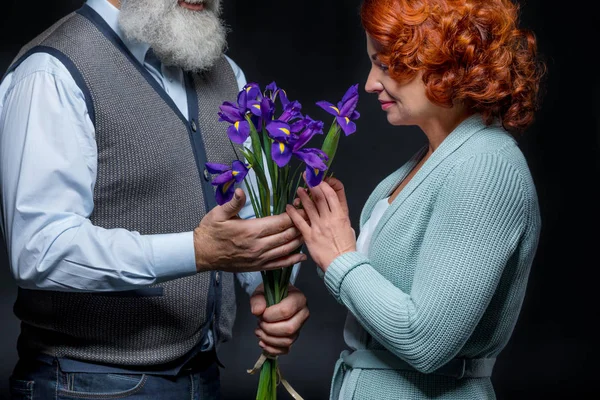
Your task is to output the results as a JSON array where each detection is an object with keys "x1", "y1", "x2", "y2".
[{"x1": 361, "y1": 0, "x2": 546, "y2": 133}]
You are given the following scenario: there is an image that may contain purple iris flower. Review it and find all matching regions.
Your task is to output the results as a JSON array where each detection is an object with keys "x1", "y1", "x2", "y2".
[
  {"x1": 265, "y1": 81, "x2": 290, "y2": 108},
  {"x1": 294, "y1": 148, "x2": 328, "y2": 187},
  {"x1": 289, "y1": 116, "x2": 327, "y2": 187},
  {"x1": 205, "y1": 161, "x2": 249, "y2": 205},
  {"x1": 316, "y1": 84, "x2": 361, "y2": 135},
  {"x1": 218, "y1": 92, "x2": 251, "y2": 144},
  {"x1": 293, "y1": 116, "x2": 324, "y2": 150},
  {"x1": 278, "y1": 100, "x2": 303, "y2": 123},
  {"x1": 256, "y1": 96, "x2": 275, "y2": 121},
  {"x1": 266, "y1": 121, "x2": 297, "y2": 167},
  {"x1": 243, "y1": 83, "x2": 262, "y2": 101}
]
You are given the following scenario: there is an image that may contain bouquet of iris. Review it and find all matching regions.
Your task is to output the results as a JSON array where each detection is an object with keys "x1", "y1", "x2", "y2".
[{"x1": 206, "y1": 81, "x2": 359, "y2": 400}]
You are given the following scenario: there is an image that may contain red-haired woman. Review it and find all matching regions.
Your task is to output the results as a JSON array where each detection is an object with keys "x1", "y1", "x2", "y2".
[{"x1": 286, "y1": 0, "x2": 546, "y2": 398}]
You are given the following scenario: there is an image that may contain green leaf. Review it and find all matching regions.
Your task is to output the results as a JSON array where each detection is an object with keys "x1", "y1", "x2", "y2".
[
  {"x1": 256, "y1": 360, "x2": 273, "y2": 399},
  {"x1": 243, "y1": 175, "x2": 261, "y2": 219},
  {"x1": 247, "y1": 114, "x2": 264, "y2": 172},
  {"x1": 321, "y1": 119, "x2": 341, "y2": 170},
  {"x1": 289, "y1": 162, "x2": 304, "y2": 202},
  {"x1": 241, "y1": 148, "x2": 271, "y2": 217}
]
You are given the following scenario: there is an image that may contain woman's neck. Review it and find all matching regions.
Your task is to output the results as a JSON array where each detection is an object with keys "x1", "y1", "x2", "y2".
[{"x1": 420, "y1": 107, "x2": 473, "y2": 153}]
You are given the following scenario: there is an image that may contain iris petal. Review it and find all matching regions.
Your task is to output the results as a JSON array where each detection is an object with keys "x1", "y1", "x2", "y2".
[
  {"x1": 271, "y1": 141, "x2": 293, "y2": 167},
  {"x1": 336, "y1": 115, "x2": 357, "y2": 136},
  {"x1": 316, "y1": 101, "x2": 339, "y2": 116},
  {"x1": 305, "y1": 165, "x2": 325, "y2": 187},
  {"x1": 267, "y1": 121, "x2": 294, "y2": 141},
  {"x1": 211, "y1": 170, "x2": 235, "y2": 186},
  {"x1": 205, "y1": 163, "x2": 230, "y2": 174},
  {"x1": 227, "y1": 120, "x2": 251, "y2": 144},
  {"x1": 215, "y1": 180, "x2": 236, "y2": 205}
]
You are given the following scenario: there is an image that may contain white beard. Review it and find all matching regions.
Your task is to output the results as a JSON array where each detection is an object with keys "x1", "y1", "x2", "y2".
[{"x1": 118, "y1": 0, "x2": 227, "y2": 72}]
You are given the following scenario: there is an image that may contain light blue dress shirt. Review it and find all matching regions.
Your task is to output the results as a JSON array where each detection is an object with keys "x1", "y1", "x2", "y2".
[{"x1": 0, "y1": 0, "x2": 298, "y2": 298}]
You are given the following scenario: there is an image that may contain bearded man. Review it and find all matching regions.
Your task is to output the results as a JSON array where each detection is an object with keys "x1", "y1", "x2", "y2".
[{"x1": 0, "y1": 0, "x2": 310, "y2": 397}]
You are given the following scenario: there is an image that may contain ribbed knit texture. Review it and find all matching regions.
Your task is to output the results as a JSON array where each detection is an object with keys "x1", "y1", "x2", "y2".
[
  {"x1": 325, "y1": 115, "x2": 541, "y2": 399},
  {"x1": 9, "y1": 9, "x2": 240, "y2": 366}
]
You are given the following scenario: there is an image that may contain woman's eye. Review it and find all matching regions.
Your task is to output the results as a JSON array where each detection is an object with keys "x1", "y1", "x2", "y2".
[{"x1": 379, "y1": 63, "x2": 389, "y2": 72}]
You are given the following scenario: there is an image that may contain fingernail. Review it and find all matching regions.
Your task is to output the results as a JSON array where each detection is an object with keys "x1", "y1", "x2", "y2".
[
  {"x1": 234, "y1": 192, "x2": 241, "y2": 200},
  {"x1": 259, "y1": 341, "x2": 265, "y2": 348}
]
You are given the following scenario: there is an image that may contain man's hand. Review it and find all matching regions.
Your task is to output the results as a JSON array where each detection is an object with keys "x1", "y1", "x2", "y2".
[
  {"x1": 194, "y1": 188, "x2": 307, "y2": 273},
  {"x1": 250, "y1": 284, "x2": 309, "y2": 356}
]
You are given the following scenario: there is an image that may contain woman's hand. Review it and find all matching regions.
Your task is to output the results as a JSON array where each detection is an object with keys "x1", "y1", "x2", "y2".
[{"x1": 286, "y1": 177, "x2": 356, "y2": 272}]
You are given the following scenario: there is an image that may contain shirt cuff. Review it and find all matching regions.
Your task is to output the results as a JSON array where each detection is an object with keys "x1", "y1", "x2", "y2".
[
  {"x1": 146, "y1": 231, "x2": 197, "y2": 282},
  {"x1": 324, "y1": 252, "x2": 370, "y2": 303},
  {"x1": 237, "y1": 271, "x2": 263, "y2": 297}
]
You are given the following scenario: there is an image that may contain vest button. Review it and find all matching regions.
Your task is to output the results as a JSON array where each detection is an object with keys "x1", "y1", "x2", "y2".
[
  {"x1": 215, "y1": 271, "x2": 221, "y2": 285},
  {"x1": 191, "y1": 119, "x2": 197, "y2": 132},
  {"x1": 203, "y1": 168, "x2": 210, "y2": 181}
]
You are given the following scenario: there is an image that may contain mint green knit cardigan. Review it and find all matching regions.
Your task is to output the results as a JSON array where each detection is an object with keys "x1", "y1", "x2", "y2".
[{"x1": 324, "y1": 115, "x2": 541, "y2": 399}]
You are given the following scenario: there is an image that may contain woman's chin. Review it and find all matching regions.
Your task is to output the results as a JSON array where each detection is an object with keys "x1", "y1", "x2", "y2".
[{"x1": 386, "y1": 114, "x2": 403, "y2": 126}]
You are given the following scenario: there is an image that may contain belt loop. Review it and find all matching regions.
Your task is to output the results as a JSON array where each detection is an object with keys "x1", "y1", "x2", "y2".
[{"x1": 457, "y1": 359, "x2": 466, "y2": 379}]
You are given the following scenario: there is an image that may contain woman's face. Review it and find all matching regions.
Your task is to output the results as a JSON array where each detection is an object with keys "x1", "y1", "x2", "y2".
[{"x1": 365, "y1": 35, "x2": 436, "y2": 127}]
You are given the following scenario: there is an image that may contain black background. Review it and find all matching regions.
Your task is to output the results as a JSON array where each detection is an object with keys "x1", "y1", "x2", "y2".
[{"x1": 0, "y1": 0, "x2": 598, "y2": 399}]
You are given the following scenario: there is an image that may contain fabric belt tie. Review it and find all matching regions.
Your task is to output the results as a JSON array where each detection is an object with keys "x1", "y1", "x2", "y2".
[{"x1": 331, "y1": 349, "x2": 496, "y2": 399}]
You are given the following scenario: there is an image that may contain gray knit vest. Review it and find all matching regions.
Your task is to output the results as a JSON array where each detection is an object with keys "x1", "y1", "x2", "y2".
[{"x1": 6, "y1": 5, "x2": 240, "y2": 366}]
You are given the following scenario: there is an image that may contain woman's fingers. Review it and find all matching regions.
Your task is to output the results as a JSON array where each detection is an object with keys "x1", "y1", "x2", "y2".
[
  {"x1": 319, "y1": 181, "x2": 343, "y2": 215},
  {"x1": 325, "y1": 177, "x2": 349, "y2": 215},
  {"x1": 285, "y1": 204, "x2": 311, "y2": 236},
  {"x1": 308, "y1": 184, "x2": 331, "y2": 216},
  {"x1": 296, "y1": 187, "x2": 319, "y2": 221}
]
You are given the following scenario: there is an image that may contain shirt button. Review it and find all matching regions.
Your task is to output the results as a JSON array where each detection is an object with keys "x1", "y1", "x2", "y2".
[
  {"x1": 203, "y1": 168, "x2": 210, "y2": 181},
  {"x1": 191, "y1": 119, "x2": 197, "y2": 132},
  {"x1": 215, "y1": 271, "x2": 221, "y2": 285}
]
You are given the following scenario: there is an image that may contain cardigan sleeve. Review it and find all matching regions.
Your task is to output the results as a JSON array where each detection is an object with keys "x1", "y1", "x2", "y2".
[{"x1": 324, "y1": 153, "x2": 527, "y2": 373}]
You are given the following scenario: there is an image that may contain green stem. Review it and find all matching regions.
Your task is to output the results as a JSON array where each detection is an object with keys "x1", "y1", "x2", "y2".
[
  {"x1": 271, "y1": 359, "x2": 278, "y2": 400},
  {"x1": 244, "y1": 176, "x2": 260, "y2": 218},
  {"x1": 247, "y1": 115, "x2": 264, "y2": 172},
  {"x1": 261, "y1": 271, "x2": 276, "y2": 307}
]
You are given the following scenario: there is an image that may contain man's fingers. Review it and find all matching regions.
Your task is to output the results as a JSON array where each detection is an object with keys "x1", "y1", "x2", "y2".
[
  {"x1": 259, "y1": 306, "x2": 310, "y2": 337},
  {"x1": 258, "y1": 341, "x2": 289, "y2": 356},
  {"x1": 250, "y1": 285, "x2": 267, "y2": 317},
  {"x1": 259, "y1": 225, "x2": 301, "y2": 252},
  {"x1": 217, "y1": 188, "x2": 246, "y2": 220},
  {"x1": 260, "y1": 251, "x2": 307, "y2": 271},
  {"x1": 255, "y1": 328, "x2": 297, "y2": 348},
  {"x1": 259, "y1": 238, "x2": 306, "y2": 268},
  {"x1": 262, "y1": 289, "x2": 307, "y2": 323},
  {"x1": 251, "y1": 212, "x2": 295, "y2": 238}
]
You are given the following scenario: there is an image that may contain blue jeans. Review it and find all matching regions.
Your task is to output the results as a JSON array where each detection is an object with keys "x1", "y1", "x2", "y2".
[{"x1": 8, "y1": 357, "x2": 221, "y2": 400}]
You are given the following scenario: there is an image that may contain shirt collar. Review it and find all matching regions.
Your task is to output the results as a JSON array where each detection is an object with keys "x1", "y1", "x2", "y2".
[{"x1": 85, "y1": 0, "x2": 151, "y2": 65}]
